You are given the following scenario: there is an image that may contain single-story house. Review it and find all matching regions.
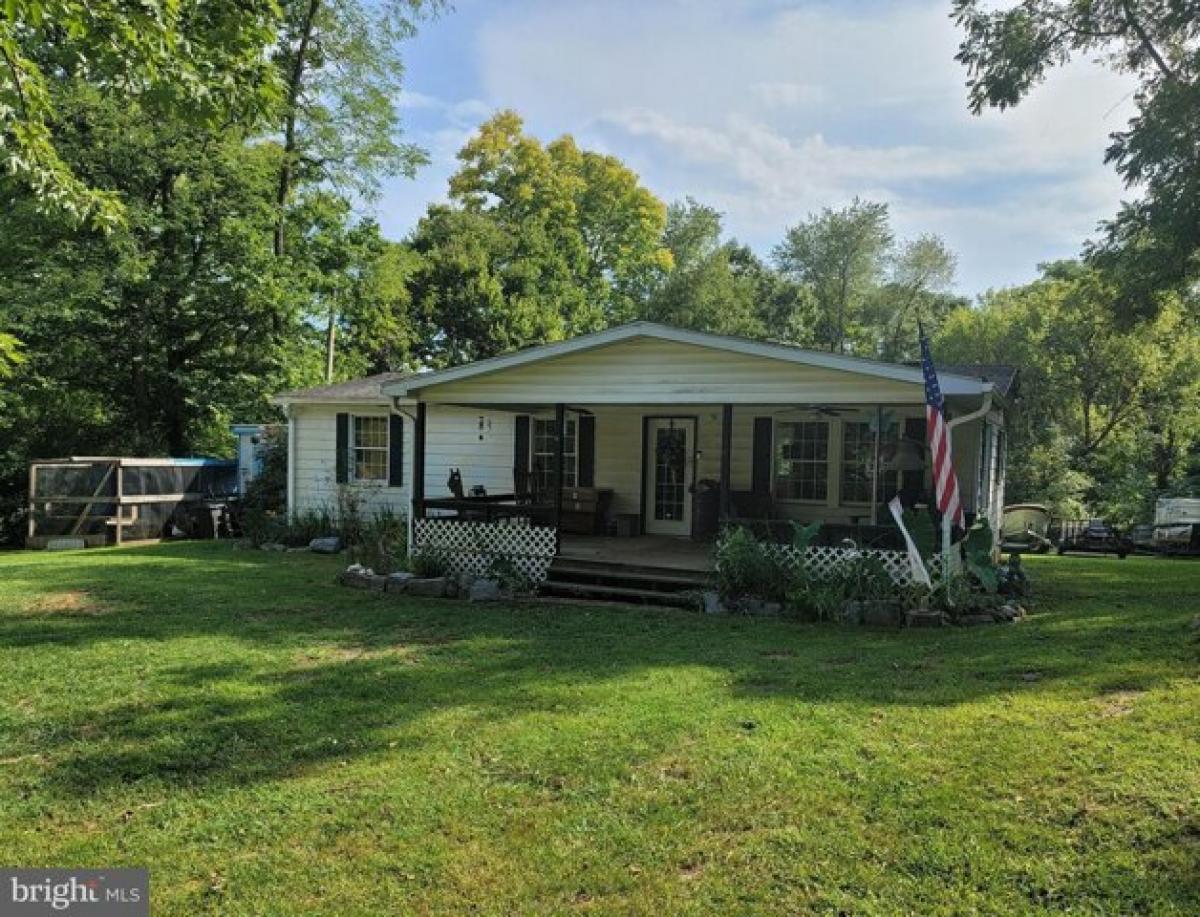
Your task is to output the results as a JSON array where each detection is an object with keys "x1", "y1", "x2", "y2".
[{"x1": 274, "y1": 323, "x2": 1012, "y2": 585}]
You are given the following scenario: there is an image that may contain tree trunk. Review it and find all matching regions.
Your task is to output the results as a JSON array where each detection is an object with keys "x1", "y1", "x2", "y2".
[
  {"x1": 324, "y1": 299, "x2": 337, "y2": 383},
  {"x1": 274, "y1": 0, "x2": 321, "y2": 257}
]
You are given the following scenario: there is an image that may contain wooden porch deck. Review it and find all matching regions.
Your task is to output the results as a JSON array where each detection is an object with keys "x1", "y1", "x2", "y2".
[{"x1": 558, "y1": 535, "x2": 715, "y2": 572}]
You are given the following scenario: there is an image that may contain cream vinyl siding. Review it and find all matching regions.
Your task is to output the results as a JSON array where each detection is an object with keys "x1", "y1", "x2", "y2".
[
  {"x1": 290, "y1": 403, "x2": 515, "y2": 517},
  {"x1": 416, "y1": 337, "x2": 926, "y2": 405},
  {"x1": 590, "y1": 406, "x2": 723, "y2": 516},
  {"x1": 422, "y1": 406, "x2": 516, "y2": 501},
  {"x1": 291, "y1": 404, "x2": 405, "y2": 517},
  {"x1": 290, "y1": 401, "x2": 992, "y2": 526}
]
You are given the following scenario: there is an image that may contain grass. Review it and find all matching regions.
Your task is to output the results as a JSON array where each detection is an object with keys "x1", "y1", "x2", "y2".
[{"x1": 0, "y1": 543, "x2": 1197, "y2": 914}]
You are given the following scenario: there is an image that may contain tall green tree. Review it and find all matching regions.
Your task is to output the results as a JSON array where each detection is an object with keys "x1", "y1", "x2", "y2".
[
  {"x1": 1, "y1": 0, "x2": 280, "y2": 228},
  {"x1": 773, "y1": 198, "x2": 892, "y2": 353},
  {"x1": 937, "y1": 261, "x2": 1200, "y2": 518},
  {"x1": 408, "y1": 111, "x2": 671, "y2": 364},
  {"x1": 953, "y1": 0, "x2": 1200, "y2": 313},
  {"x1": 643, "y1": 198, "x2": 811, "y2": 340},
  {"x1": 271, "y1": 0, "x2": 441, "y2": 255},
  {"x1": 0, "y1": 85, "x2": 312, "y2": 460},
  {"x1": 871, "y1": 234, "x2": 964, "y2": 361}
]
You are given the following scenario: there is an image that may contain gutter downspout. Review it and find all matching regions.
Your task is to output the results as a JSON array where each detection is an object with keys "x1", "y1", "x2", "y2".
[
  {"x1": 284, "y1": 403, "x2": 296, "y2": 520},
  {"x1": 392, "y1": 396, "x2": 418, "y2": 560}
]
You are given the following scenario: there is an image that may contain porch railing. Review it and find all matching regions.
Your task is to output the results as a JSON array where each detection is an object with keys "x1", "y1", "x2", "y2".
[{"x1": 412, "y1": 518, "x2": 558, "y2": 583}]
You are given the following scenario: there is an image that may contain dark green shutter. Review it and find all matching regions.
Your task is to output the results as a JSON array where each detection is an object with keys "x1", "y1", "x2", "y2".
[
  {"x1": 388, "y1": 414, "x2": 404, "y2": 487},
  {"x1": 514, "y1": 415, "x2": 530, "y2": 495},
  {"x1": 751, "y1": 417, "x2": 773, "y2": 494},
  {"x1": 578, "y1": 415, "x2": 595, "y2": 487},
  {"x1": 335, "y1": 413, "x2": 350, "y2": 483}
]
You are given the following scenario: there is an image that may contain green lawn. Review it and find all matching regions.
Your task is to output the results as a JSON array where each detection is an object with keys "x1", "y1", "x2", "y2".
[{"x1": 0, "y1": 544, "x2": 1197, "y2": 914}]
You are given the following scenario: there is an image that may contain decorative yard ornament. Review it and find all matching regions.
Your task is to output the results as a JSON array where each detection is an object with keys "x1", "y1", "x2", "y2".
[{"x1": 889, "y1": 496, "x2": 931, "y2": 588}]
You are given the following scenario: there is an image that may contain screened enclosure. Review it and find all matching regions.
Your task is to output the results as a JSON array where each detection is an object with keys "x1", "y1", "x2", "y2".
[{"x1": 27, "y1": 457, "x2": 239, "y2": 548}]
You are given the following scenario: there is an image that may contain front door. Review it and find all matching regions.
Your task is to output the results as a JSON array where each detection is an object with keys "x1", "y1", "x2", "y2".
[{"x1": 644, "y1": 418, "x2": 695, "y2": 536}]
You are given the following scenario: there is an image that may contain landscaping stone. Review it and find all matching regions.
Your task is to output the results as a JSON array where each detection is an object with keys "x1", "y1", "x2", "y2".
[
  {"x1": 701, "y1": 591, "x2": 724, "y2": 615},
  {"x1": 309, "y1": 536, "x2": 342, "y2": 554},
  {"x1": 405, "y1": 577, "x2": 448, "y2": 598},
  {"x1": 385, "y1": 571, "x2": 414, "y2": 593},
  {"x1": 469, "y1": 578, "x2": 502, "y2": 602},
  {"x1": 338, "y1": 569, "x2": 386, "y2": 591},
  {"x1": 259, "y1": 542, "x2": 286, "y2": 552},
  {"x1": 844, "y1": 600, "x2": 901, "y2": 627},
  {"x1": 741, "y1": 599, "x2": 782, "y2": 616},
  {"x1": 905, "y1": 609, "x2": 945, "y2": 628},
  {"x1": 957, "y1": 613, "x2": 996, "y2": 626}
]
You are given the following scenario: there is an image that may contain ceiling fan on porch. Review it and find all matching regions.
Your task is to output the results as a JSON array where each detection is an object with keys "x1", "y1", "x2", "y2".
[{"x1": 780, "y1": 404, "x2": 852, "y2": 417}]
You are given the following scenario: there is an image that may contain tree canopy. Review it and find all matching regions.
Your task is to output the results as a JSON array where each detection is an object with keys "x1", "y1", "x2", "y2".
[
  {"x1": 954, "y1": 0, "x2": 1200, "y2": 313},
  {"x1": 937, "y1": 261, "x2": 1200, "y2": 519},
  {"x1": 1, "y1": 0, "x2": 281, "y2": 228}
]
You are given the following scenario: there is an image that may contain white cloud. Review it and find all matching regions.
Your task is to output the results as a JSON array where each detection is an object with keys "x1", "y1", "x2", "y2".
[
  {"x1": 750, "y1": 81, "x2": 825, "y2": 109},
  {"x1": 468, "y1": 0, "x2": 1137, "y2": 293}
]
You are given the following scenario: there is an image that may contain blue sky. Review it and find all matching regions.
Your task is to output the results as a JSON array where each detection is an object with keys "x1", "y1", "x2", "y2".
[{"x1": 378, "y1": 0, "x2": 1137, "y2": 296}]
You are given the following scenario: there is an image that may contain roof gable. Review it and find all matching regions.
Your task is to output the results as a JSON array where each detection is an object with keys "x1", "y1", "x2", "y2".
[
  {"x1": 386, "y1": 323, "x2": 991, "y2": 403},
  {"x1": 275, "y1": 372, "x2": 411, "y2": 405}
]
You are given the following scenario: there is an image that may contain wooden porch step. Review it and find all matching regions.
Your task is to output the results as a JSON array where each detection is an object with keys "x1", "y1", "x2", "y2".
[
  {"x1": 539, "y1": 579, "x2": 698, "y2": 608},
  {"x1": 548, "y1": 560, "x2": 709, "y2": 591},
  {"x1": 542, "y1": 555, "x2": 711, "y2": 608}
]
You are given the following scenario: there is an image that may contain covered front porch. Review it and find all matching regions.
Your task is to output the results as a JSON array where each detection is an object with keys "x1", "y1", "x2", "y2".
[{"x1": 388, "y1": 323, "x2": 1002, "y2": 579}]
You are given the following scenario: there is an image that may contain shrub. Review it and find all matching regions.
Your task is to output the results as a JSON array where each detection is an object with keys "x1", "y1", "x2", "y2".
[
  {"x1": 237, "y1": 429, "x2": 288, "y2": 545},
  {"x1": 485, "y1": 555, "x2": 536, "y2": 596},
  {"x1": 409, "y1": 544, "x2": 451, "y2": 579},
  {"x1": 714, "y1": 525, "x2": 797, "y2": 603},
  {"x1": 349, "y1": 507, "x2": 408, "y2": 574}
]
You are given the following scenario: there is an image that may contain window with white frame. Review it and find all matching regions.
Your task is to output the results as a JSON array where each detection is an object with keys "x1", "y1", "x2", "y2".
[
  {"x1": 774, "y1": 421, "x2": 828, "y2": 501},
  {"x1": 840, "y1": 421, "x2": 899, "y2": 504},
  {"x1": 532, "y1": 416, "x2": 577, "y2": 492},
  {"x1": 352, "y1": 416, "x2": 389, "y2": 482}
]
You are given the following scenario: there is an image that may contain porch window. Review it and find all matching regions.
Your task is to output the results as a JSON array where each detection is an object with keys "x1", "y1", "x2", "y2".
[
  {"x1": 352, "y1": 416, "x2": 389, "y2": 482},
  {"x1": 774, "y1": 421, "x2": 828, "y2": 501},
  {"x1": 840, "y1": 421, "x2": 899, "y2": 504},
  {"x1": 532, "y1": 416, "x2": 577, "y2": 492}
]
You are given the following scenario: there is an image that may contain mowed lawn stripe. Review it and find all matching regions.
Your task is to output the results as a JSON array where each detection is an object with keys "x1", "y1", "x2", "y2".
[{"x1": 0, "y1": 543, "x2": 1197, "y2": 914}]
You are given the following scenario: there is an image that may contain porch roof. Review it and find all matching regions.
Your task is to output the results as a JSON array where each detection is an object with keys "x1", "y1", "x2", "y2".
[{"x1": 385, "y1": 322, "x2": 995, "y2": 406}]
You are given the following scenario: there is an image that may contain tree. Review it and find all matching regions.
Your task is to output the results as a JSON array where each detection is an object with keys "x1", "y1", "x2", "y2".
[
  {"x1": 271, "y1": 0, "x2": 441, "y2": 255},
  {"x1": 871, "y1": 235, "x2": 964, "y2": 361},
  {"x1": 936, "y1": 261, "x2": 1200, "y2": 518},
  {"x1": 0, "y1": 332, "x2": 20, "y2": 378},
  {"x1": 953, "y1": 0, "x2": 1200, "y2": 312},
  {"x1": 0, "y1": 0, "x2": 280, "y2": 228},
  {"x1": 0, "y1": 85, "x2": 313, "y2": 460},
  {"x1": 773, "y1": 198, "x2": 892, "y2": 353},
  {"x1": 643, "y1": 198, "x2": 810, "y2": 339},
  {"x1": 407, "y1": 111, "x2": 671, "y2": 363},
  {"x1": 405, "y1": 205, "x2": 572, "y2": 366},
  {"x1": 450, "y1": 111, "x2": 671, "y2": 327},
  {"x1": 288, "y1": 193, "x2": 422, "y2": 379}
]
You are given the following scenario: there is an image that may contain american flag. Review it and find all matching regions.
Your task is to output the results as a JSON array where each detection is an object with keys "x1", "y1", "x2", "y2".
[{"x1": 920, "y1": 326, "x2": 965, "y2": 530}]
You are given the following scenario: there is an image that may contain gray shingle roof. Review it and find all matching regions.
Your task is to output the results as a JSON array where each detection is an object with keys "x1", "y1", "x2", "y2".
[
  {"x1": 274, "y1": 372, "x2": 412, "y2": 404},
  {"x1": 937, "y1": 364, "x2": 1019, "y2": 398}
]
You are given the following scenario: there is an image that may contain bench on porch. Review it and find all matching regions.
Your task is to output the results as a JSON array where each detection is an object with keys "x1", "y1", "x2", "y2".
[{"x1": 724, "y1": 490, "x2": 906, "y2": 550}]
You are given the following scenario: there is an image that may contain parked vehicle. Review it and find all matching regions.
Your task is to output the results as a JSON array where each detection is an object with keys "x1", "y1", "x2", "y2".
[
  {"x1": 1000, "y1": 504, "x2": 1053, "y2": 553},
  {"x1": 1128, "y1": 523, "x2": 1157, "y2": 554},
  {"x1": 1152, "y1": 497, "x2": 1200, "y2": 556},
  {"x1": 1055, "y1": 519, "x2": 1132, "y2": 559}
]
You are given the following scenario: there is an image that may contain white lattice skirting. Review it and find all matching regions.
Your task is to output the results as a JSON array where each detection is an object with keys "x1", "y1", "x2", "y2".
[
  {"x1": 721, "y1": 543, "x2": 943, "y2": 588},
  {"x1": 413, "y1": 518, "x2": 558, "y2": 583}
]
